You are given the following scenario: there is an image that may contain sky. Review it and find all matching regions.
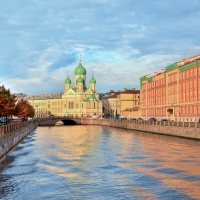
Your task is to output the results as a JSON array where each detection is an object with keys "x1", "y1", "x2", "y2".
[{"x1": 0, "y1": 0, "x2": 200, "y2": 95}]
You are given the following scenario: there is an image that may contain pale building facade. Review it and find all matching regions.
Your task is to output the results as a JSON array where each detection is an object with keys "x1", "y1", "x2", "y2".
[
  {"x1": 140, "y1": 54, "x2": 200, "y2": 122},
  {"x1": 121, "y1": 108, "x2": 141, "y2": 119},
  {"x1": 117, "y1": 88, "x2": 140, "y2": 118},
  {"x1": 108, "y1": 93, "x2": 118, "y2": 118},
  {"x1": 27, "y1": 61, "x2": 102, "y2": 118},
  {"x1": 101, "y1": 93, "x2": 118, "y2": 118},
  {"x1": 101, "y1": 88, "x2": 140, "y2": 119}
]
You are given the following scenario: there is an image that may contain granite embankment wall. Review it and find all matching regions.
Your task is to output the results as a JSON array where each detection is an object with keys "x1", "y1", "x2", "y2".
[
  {"x1": 0, "y1": 120, "x2": 39, "y2": 162},
  {"x1": 92, "y1": 119, "x2": 200, "y2": 140}
]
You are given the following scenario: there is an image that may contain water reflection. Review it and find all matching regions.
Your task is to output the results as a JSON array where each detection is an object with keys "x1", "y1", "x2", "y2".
[{"x1": 0, "y1": 126, "x2": 200, "y2": 199}]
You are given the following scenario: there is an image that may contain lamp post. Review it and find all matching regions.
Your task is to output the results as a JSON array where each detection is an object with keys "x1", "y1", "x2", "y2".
[{"x1": 102, "y1": 106, "x2": 105, "y2": 118}]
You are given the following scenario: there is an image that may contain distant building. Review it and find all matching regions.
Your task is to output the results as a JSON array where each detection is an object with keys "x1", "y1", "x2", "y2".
[
  {"x1": 140, "y1": 54, "x2": 200, "y2": 121},
  {"x1": 100, "y1": 88, "x2": 140, "y2": 119},
  {"x1": 15, "y1": 93, "x2": 27, "y2": 102},
  {"x1": 26, "y1": 60, "x2": 102, "y2": 118},
  {"x1": 121, "y1": 107, "x2": 140, "y2": 119},
  {"x1": 118, "y1": 88, "x2": 140, "y2": 118},
  {"x1": 100, "y1": 92, "x2": 118, "y2": 118}
]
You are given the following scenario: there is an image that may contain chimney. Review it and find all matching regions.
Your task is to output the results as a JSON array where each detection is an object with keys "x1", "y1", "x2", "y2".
[
  {"x1": 161, "y1": 69, "x2": 165, "y2": 73},
  {"x1": 124, "y1": 88, "x2": 127, "y2": 91},
  {"x1": 132, "y1": 88, "x2": 135, "y2": 90},
  {"x1": 184, "y1": 58, "x2": 189, "y2": 64},
  {"x1": 154, "y1": 72, "x2": 157, "y2": 76}
]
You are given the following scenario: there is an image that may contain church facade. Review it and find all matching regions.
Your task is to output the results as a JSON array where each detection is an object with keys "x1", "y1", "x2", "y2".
[{"x1": 26, "y1": 61, "x2": 102, "y2": 118}]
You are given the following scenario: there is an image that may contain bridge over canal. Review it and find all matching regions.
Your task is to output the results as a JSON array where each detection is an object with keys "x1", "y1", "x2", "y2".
[
  {"x1": 38, "y1": 117, "x2": 94, "y2": 126},
  {"x1": 38, "y1": 117, "x2": 200, "y2": 140}
]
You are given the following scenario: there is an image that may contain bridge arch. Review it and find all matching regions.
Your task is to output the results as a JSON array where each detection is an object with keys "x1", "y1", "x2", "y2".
[
  {"x1": 60, "y1": 119, "x2": 78, "y2": 125},
  {"x1": 39, "y1": 117, "x2": 82, "y2": 126}
]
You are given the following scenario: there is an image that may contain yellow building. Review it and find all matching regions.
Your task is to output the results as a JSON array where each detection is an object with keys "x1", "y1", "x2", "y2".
[
  {"x1": 26, "y1": 61, "x2": 102, "y2": 118},
  {"x1": 100, "y1": 88, "x2": 140, "y2": 119},
  {"x1": 121, "y1": 107, "x2": 141, "y2": 119},
  {"x1": 117, "y1": 88, "x2": 140, "y2": 118}
]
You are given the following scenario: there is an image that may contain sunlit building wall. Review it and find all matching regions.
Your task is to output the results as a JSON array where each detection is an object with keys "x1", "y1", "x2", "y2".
[
  {"x1": 118, "y1": 88, "x2": 140, "y2": 118},
  {"x1": 26, "y1": 62, "x2": 102, "y2": 118},
  {"x1": 140, "y1": 54, "x2": 200, "y2": 121}
]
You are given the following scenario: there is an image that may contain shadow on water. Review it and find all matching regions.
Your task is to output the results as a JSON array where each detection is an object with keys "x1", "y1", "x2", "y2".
[
  {"x1": 55, "y1": 120, "x2": 77, "y2": 126},
  {"x1": 129, "y1": 129, "x2": 200, "y2": 146},
  {"x1": 0, "y1": 155, "x2": 15, "y2": 170},
  {"x1": 0, "y1": 181, "x2": 19, "y2": 199},
  {"x1": 0, "y1": 131, "x2": 37, "y2": 199},
  {"x1": 0, "y1": 125, "x2": 200, "y2": 199}
]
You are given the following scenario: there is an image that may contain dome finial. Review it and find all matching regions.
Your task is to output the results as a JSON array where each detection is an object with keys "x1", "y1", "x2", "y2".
[
  {"x1": 65, "y1": 74, "x2": 71, "y2": 84},
  {"x1": 90, "y1": 73, "x2": 96, "y2": 84},
  {"x1": 80, "y1": 54, "x2": 82, "y2": 63}
]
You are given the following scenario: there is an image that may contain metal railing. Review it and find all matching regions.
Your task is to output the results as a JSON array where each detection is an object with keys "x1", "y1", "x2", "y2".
[
  {"x1": 104, "y1": 118, "x2": 200, "y2": 128},
  {"x1": 0, "y1": 119, "x2": 38, "y2": 136}
]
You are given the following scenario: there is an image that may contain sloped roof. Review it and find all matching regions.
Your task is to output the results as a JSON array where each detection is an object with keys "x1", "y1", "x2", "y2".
[
  {"x1": 82, "y1": 95, "x2": 101, "y2": 103},
  {"x1": 122, "y1": 90, "x2": 140, "y2": 94},
  {"x1": 108, "y1": 93, "x2": 117, "y2": 98},
  {"x1": 72, "y1": 87, "x2": 77, "y2": 92}
]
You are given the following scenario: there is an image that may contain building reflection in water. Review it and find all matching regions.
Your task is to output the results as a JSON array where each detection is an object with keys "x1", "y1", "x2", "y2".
[
  {"x1": 0, "y1": 125, "x2": 200, "y2": 199},
  {"x1": 116, "y1": 130, "x2": 200, "y2": 199},
  {"x1": 35, "y1": 125, "x2": 104, "y2": 184}
]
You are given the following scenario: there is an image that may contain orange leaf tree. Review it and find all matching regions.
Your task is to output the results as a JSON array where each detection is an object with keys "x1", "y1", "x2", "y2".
[
  {"x1": 15, "y1": 99, "x2": 35, "y2": 121},
  {"x1": 0, "y1": 85, "x2": 16, "y2": 124}
]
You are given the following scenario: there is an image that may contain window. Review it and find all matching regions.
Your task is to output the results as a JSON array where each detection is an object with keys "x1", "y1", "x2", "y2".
[{"x1": 69, "y1": 102, "x2": 74, "y2": 109}]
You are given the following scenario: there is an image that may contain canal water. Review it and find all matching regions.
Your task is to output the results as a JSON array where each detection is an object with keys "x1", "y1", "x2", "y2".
[{"x1": 0, "y1": 125, "x2": 200, "y2": 200}]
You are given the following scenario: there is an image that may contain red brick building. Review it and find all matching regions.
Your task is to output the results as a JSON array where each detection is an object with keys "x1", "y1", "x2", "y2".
[{"x1": 140, "y1": 54, "x2": 200, "y2": 122}]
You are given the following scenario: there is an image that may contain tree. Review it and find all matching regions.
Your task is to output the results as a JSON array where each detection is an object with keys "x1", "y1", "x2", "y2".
[
  {"x1": 0, "y1": 85, "x2": 16, "y2": 124},
  {"x1": 0, "y1": 85, "x2": 35, "y2": 123},
  {"x1": 15, "y1": 99, "x2": 35, "y2": 121}
]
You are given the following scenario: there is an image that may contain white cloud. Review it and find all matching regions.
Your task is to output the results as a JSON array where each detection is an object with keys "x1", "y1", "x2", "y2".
[
  {"x1": 0, "y1": 0, "x2": 199, "y2": 94},
  {"x1": 83, "y1": 27, "x2": 90, "y2": 31},
  {"x1": 123, "y1": 34, "x2": 144, "y2": 40},
  {"x1": 8, "y1": 19, "x2": 19, "y2": 25},
  {"x1": 127, "y1": 24, "x2": 138, "y2": 28},
  {"x1": 116, "y1": 46, "x2": 140, "y2": 55}
]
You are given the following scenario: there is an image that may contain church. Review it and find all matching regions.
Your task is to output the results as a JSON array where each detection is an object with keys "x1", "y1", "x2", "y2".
[{"x1": 26, "y1": 60, "x2": 102, "y2": 118}]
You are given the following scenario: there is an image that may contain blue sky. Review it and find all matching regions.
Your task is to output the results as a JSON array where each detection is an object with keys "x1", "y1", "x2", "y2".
[{"x1": 0, "y1": 0, "x2": 200, "y2": 95}]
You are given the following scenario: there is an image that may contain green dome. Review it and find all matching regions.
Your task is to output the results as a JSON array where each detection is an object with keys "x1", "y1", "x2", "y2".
[
  {"x1": 90, "y1": 77, "x2": 96, "y2": 84},
  {"x1": 65, "y1": 77, "x2": 71, "y2": 84},
  {"x1": 77, "y1": 76, "x2": 84, "y2": 83},
  {"x1": 74, "y1": 63, "x2": 86, "y2": 75}
]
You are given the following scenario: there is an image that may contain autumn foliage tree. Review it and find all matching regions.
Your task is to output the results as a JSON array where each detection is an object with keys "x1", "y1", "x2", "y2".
[
  {"x1": 0, "y1": 85, "x2": 16, "y2": 123},
  {"x1": 0, "y1": 85, "x2": 35, "y2": 124},
  {"x1": 15, "y1": 99, "x2": 35, "y2": 121}
]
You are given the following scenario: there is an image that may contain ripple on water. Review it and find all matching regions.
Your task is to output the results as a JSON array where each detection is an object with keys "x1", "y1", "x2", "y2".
[
  {"x1": 0, "y1": 125, "x2": 200, "y2": 200},
  {"x1": 155, "y1": 168, "x2": 184, "y2": 175}
]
